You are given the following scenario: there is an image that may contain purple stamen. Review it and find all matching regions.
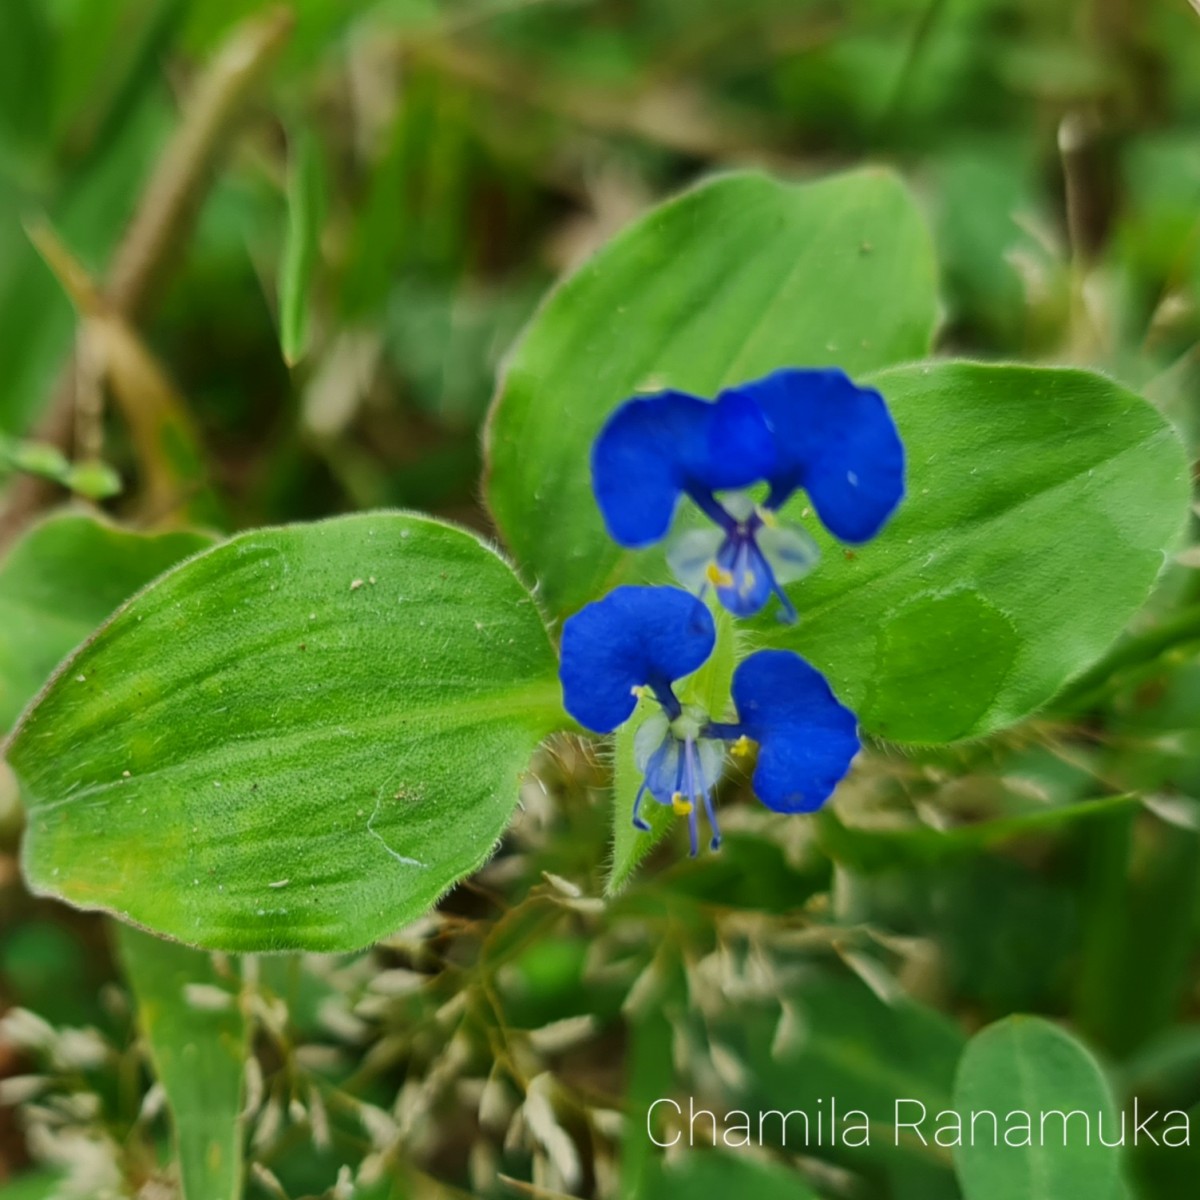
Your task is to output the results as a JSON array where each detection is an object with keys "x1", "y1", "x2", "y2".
[
  {"x1": 683, "y1": 737, "x2": 700, "y2": 857},
  {"x1": 701, "y1": 784, "x2": 722, "y2": 850},
  {"x1": 645, "y1": 675, "x2": 682, "y2": 721},
  {"x1": 632, "y1": 781, "x2": 650, "y2": 832},
  {"x1": 685, "y1": 486, "x2": 737, "y2": 532},
  {"x1": 685, "y1": 736, "x2": 721, "y2": 852}
]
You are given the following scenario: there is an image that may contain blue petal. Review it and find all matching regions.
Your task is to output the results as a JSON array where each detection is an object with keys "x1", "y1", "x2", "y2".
[
  {"x1": 591, "y1": 389, "x2": 774, "y2": 546},
  {"x1": 559, "y1": 586, "x2": 716, "y2": 732},
  {"x1": 730, "y1": 649, "x2": 859, "y2": 813},
  {"x1": 722, "y1": 368, "x2": 904, "y2": 543}
]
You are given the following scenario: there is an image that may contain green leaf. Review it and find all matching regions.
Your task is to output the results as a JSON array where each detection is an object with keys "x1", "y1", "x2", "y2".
[
  {"x1": 115, "y1": 924, "x2": 246, "y2": 1200},
  {"x1": 622, "y1": 1009, "x2": 675, "y2": 1198},
  {"x1": 609, "y1": 695, "x2": 667, "y2": 890},
  {"x1": 608, "y1": 603, "x2": 738, "y2": 895},
  {"x1": 745, "y1": 971, "x2": 964, "y2": 1135},
  {"x1": 7, "y1": 513, "x2": 562, "y2": 953},
  {"x1": 761, "y1": 362, "x2": 1189, "y2": 742},
  {"x1": 0, "y1": 511, "x2": 214, "y2": 731},
  {"x1": 953, "y1": 1017, "x2": 1123, "y2": 1200},
  {"x1": 485, "y1": 167, "x2": 938, "y2": 621},
  {"x1": 277, "y1": 127, "x2": 325, "y2": 366}
]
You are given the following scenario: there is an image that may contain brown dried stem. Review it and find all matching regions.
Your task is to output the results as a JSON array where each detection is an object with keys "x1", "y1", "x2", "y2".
[{"x1": 0, "y1": 6, "x2": 294, "y2": 546}]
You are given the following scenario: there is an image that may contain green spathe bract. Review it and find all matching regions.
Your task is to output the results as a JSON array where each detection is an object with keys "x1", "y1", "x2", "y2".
[
  {"x1": 7, "y1": 512, "x2": 562, "y2": 953},
  {"x1": 609, "y1": 603, "x2": 738, "y2": 893},
  {"x1": 485, "y1": 167, "x2": 939, "y2": 622}
]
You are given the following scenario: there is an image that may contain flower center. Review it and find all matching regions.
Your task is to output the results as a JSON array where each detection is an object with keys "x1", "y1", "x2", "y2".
[
  {"x1": 666, "y1": 490, "x2": 818, "y2": 623},
  {"x1": 668, "y1": 704, "x2": 707, "y2": 742}
]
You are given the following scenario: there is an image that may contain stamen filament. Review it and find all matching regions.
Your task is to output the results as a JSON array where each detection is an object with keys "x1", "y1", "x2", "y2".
[
  {"x1": 770, "y1": 578, "x2": 797, "y2": 623},
  {"x1": 647, "y1": 677, "x2": 682, "y2": 721},
  {"x1": 632, "y1": 782, "x2": 651, "y2": 832},
  {"x1": 681, "y1": 740, "x2": 699, "y2": 856},
  {"x1": 685, "y1": 486, "x2": 737, "y2": 532},
  {"x1": 685, "y1": 735, "x2": 721, "y2": 852},
  {"x1": 701, "y1": 786, "x2": 722, "y2": 850}
]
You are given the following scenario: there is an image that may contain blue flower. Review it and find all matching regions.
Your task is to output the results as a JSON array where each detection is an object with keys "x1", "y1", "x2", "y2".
[
  {"x1": 590, "y1": 368, "x2": 904, "y2": 620},
  {"x1": 559, "y1": 585, "x2": 860, "y2": 854},
  {"x1": 559, "y1": 585, "x2": 722, "y2": 855}
]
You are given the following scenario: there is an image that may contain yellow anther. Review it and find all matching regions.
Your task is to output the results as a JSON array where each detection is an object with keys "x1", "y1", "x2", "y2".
[
  {"x1": 705, "y1": 563, "x2": 734, "y2": 588},
  {"x1": 671, "y1": 792, "x2": 694, "y2": 816},
  {"x1": 731, "y1": 735, "x2": 756, "y2": 758},
  {"x1": 758, "y1": 507, "x2": 778, "y2": 528},
  {"x1": 630, "y1": 684, "x2": 648, "y2": 699}
]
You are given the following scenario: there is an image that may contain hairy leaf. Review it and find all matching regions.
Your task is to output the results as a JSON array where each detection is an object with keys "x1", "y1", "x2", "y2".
[
  {"x1": 0, "y1": 511, "x2": 213, "y2": 731},
  {"x1": 8, "y1": 513, "x2": 562, "y2": 952},
  {"x1": 761, "y1": 363, "x2": 1188, "y2": 741}
]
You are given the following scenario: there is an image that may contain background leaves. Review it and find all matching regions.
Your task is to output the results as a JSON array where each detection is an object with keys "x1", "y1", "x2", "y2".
[{"x1": 277, "y1": 127, "x2": 325, "y2": 368}]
